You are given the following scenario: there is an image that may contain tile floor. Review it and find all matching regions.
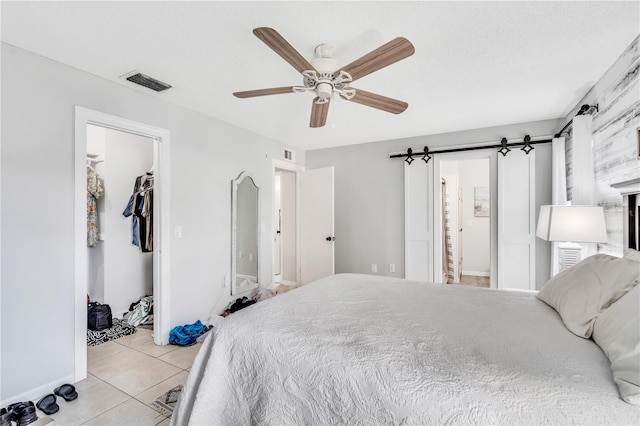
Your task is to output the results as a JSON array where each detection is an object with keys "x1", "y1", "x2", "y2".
[{"x1": 34, "y1": 328, "x2": 201, "y2": 426}]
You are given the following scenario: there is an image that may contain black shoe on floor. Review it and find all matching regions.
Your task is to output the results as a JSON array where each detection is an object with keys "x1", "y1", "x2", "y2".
[
  {"x1": 0, "y1": 408, "x2": 12, "y2": 426},
  {"x1": 6, "y1": 402, "x2": 38, "y2": 426}
]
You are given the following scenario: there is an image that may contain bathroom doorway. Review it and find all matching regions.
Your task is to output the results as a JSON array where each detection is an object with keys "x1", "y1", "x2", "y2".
[{"x1": 439, "y1": 156, "x2": 491, "y2": 287}]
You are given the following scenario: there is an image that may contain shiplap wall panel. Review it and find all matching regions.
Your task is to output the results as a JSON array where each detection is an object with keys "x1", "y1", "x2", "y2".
[{"x1": 565, "y1": 36, "x2": 640, "y2": 255}]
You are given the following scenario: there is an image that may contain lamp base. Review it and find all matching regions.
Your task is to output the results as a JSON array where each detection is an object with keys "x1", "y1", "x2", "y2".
[{"x1": 558, "y1": 242, "x2": 582, "y2": 272}]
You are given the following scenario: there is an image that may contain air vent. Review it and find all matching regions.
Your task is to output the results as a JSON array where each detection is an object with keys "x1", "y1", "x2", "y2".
[
  {"x1": 284, "y1": 149, "x2": 295, "y2": 161},
  {"x1": 559, "y1": 246, "x2": 582, "y2": 271},
  {"x1": 123, "y1": 72, "x2": 172, "y2": 92}
]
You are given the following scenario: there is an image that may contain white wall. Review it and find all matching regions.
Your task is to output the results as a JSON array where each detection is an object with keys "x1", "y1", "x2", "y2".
[
  {"x1": 306, "y1": 119, "x2": 558, "y2": 282},
  {"x1": 0, "y1": 42, "x2": 304, "y2": 403}
]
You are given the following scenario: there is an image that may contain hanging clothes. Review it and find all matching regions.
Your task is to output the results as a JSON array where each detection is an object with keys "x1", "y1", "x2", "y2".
[
  {"x1": 87, "y1": 165, "x2": 104, "y2": 247},
  {"x1": 123, "y1": 173, "x2": 154, "y2": 252},
  {"x1": 140, "y1": 187, "x2": 153, "y2": 252}
]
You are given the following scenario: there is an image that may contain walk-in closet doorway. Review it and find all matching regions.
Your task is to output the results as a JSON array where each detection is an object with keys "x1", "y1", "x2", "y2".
[
  {"x1": 86, "y1": 125, "x2": 155, "y2": 316},
  {"x1": 74, "y1": 107, "x2": 171, "y2": 382}
]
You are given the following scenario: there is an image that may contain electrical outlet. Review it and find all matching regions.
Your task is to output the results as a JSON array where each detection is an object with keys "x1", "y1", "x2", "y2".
[
  {"x1": 221, "y1": 274, "x2": 227, "y2": 288},
  {"x1": 174, "y1": 226, "x2": 182, "y2": 238},
  {"x1": 389, "y1": 264, "x2": 396, "y2": 273},
  {"x1": 371, "y1": 263, "x2": 378, "y2": 273}
]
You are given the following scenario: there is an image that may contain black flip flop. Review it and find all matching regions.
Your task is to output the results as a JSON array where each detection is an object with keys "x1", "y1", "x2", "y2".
[
  {"x1": 36, "y1": 394, "x2": 59, "y2": 415},
  {"x1": 54, "y1": 384, "x2": 78, "y2": 402}
]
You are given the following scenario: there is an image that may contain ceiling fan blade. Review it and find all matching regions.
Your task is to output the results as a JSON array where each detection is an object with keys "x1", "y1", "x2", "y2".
[
  {"x1": 338, "y1": 37, "x2": 415, "y2": 82},
  {"x1": 344, "y1": 88, "x2": 408, "y2": 114},
  {"x1": 310, "y1": 97, "x2": 330, "y2": 128},
  {"x1": 233, "y1": 87, "x2": 296, "y2": 98},
  {"x1": 253, "y1": 27, "x2": 316, "y2": 74}
]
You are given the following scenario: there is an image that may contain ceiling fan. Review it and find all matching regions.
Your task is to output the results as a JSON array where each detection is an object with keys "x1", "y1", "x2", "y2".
[{"x1": 233, "y1": 27, "x2": 415, "y2": 128}]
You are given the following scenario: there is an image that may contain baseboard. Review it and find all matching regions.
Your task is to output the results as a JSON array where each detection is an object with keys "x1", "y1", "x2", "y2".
[
  {"x1": 462, "y1": 270, "x2": 490, "y2": 277},
  {"x1": 1, "y1": 374, "x2": 75, "y2": 407},
  {"x1": 279, "y1": 280, "x2": 299, "y2": 287}
]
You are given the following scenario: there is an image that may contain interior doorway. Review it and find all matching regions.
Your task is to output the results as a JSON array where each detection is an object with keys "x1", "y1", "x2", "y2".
[
  {"x1": 274, "y1": 168, "x2": 297, "y2": 286},
  {"x1": 86, "y1": 124, "x2": 155, "y2": 320},
  {"x1": 272, "y1": 160, "x2": 336, "y2": 288},
  {"x1": 272, "y1": 160, "x2": 303, "y2": 287},
  {"x1": 74, "y1": 107, "x2": 171, "y2": 382},
  {"x1": 434, "y1": 150, "x2": 496, "y2": 288}
]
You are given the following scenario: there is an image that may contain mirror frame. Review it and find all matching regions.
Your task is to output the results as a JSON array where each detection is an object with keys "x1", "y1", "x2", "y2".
[{"x1": 231, "y1": 171, "x2": 260, "y2": 295}]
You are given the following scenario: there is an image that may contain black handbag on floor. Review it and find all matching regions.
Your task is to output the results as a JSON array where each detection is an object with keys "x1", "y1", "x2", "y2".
[{"x1": 88, "y1": 302, "x2": 112, "y2": 331}]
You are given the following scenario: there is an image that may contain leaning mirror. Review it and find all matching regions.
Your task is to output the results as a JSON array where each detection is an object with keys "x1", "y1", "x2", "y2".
[{"x1": 231, "y1": 171, "x2": 260, "y2": 295}]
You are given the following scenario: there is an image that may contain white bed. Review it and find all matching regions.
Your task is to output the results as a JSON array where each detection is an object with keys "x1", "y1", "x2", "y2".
[{"x1": 173, "y1": 273, "x2": 639, "y2": 425}]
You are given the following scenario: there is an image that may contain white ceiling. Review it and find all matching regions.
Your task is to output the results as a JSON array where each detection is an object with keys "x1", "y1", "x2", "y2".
[{"x1": 2, "y1": 1, "x2": 638, "y2": 150}]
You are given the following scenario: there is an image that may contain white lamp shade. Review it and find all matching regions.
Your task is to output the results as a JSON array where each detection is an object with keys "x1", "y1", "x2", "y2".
[{"x1": 536, "y1": 205, "x2": 607, "y2": 243}]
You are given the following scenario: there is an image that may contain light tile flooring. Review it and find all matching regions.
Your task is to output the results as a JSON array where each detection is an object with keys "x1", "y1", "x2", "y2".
[{"x1": 36, "y1": 328, "x2": 201, "y2": 426}]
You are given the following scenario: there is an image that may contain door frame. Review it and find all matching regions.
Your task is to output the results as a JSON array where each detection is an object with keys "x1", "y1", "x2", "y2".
[
  {"x1": 433, "y1": 149, "x2": 497, "y2": 288},
  {"x1": 272, "y1": 159, "x2": 304, "y2": 286},
  {"x1": 74, "y1": 106, "x2": 171, "y2": 381}
]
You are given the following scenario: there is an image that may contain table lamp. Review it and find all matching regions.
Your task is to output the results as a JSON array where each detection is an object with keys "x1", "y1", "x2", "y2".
[{"x1": 536, "y1": 205, "x2": 607, "y2": 271}]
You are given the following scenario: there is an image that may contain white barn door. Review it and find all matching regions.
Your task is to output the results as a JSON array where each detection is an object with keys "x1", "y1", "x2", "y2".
[
  {"x1": 498, "y1": 149, "x2": 536, "y2": 290},
  {"x1": 300, "y1": 167, "x2": 335, "y2": 284},
  {"x1": 404, "y1": 161, "x2": 434, "y2": 282}
]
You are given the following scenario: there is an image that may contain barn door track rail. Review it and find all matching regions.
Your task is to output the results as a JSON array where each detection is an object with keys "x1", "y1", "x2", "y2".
[
  {"x1": 391, "y1": 103, "x2": 599, "y2": 165},
  {"x1": 391, "y1": 135, "x2": 545, "y2": 165}
]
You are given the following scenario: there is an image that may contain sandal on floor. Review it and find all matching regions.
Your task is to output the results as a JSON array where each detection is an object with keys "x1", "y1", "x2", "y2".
[
  {"x1": 36, "y1": 394, "x2": 59, "y2": 415},
  {"x1": 54, "y1": 384, "x2": 78, "y2": 402}
]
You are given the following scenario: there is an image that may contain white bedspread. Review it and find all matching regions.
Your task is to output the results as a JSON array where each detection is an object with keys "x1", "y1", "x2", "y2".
[{"x1": 173, "y1": 274, "x2": 640, "y2": 425}]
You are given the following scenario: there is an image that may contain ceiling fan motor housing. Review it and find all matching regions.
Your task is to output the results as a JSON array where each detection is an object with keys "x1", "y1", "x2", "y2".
[
  {"x1": 310, "y1": 56, "x2": 340, "y2": 74},
  {"x1": 316, "y1": 82, "x2": 333, "y2": 100},
  {"x1": 309, "y1": 56, "x2": 342, "y2": 101}
]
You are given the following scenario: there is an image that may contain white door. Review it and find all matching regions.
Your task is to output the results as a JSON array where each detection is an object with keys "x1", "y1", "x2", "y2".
[
  {"x1": 300, "y1": 167, "x2": 335, "y2": 284},
  {"x1": 498, "y1": 149, "x2": 536, "y2": 290},
  {"x1": 405, "y1": 161, "x2": 434, "y2": 282}
]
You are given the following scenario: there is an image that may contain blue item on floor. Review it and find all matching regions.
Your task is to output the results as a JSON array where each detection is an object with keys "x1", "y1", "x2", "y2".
[{"x1": 169, "y1": 320, "x2": 210, "y2": 346}]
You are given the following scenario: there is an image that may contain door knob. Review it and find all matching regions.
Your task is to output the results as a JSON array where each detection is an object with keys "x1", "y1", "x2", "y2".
[{"x1": 326, "y1": 236, "x2": 335, "y2": 241}]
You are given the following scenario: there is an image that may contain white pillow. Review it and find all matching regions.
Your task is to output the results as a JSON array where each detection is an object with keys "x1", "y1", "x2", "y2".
[
  {"x1": 537, "y1": 253, "x2": 640, "y2": 338},
  {"x1": 624, "y1": 248, "x2": 640, "y2": 263},
  {"x1": 592, "y1": 283, "x2": 640, "y2": 406}
]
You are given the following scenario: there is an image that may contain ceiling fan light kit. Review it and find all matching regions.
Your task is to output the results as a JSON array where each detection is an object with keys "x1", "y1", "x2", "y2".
[
  {"x1": 233, "y1": 27, "x2": 415, "y2": 128},
  {"x1": 293, "y1": 68, "x2": 355, "y2": 104}
]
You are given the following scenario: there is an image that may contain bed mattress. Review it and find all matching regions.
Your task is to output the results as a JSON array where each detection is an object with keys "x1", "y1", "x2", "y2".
[{"x1": 173, "y1": 273, "x2": 639, "y2": 425}]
